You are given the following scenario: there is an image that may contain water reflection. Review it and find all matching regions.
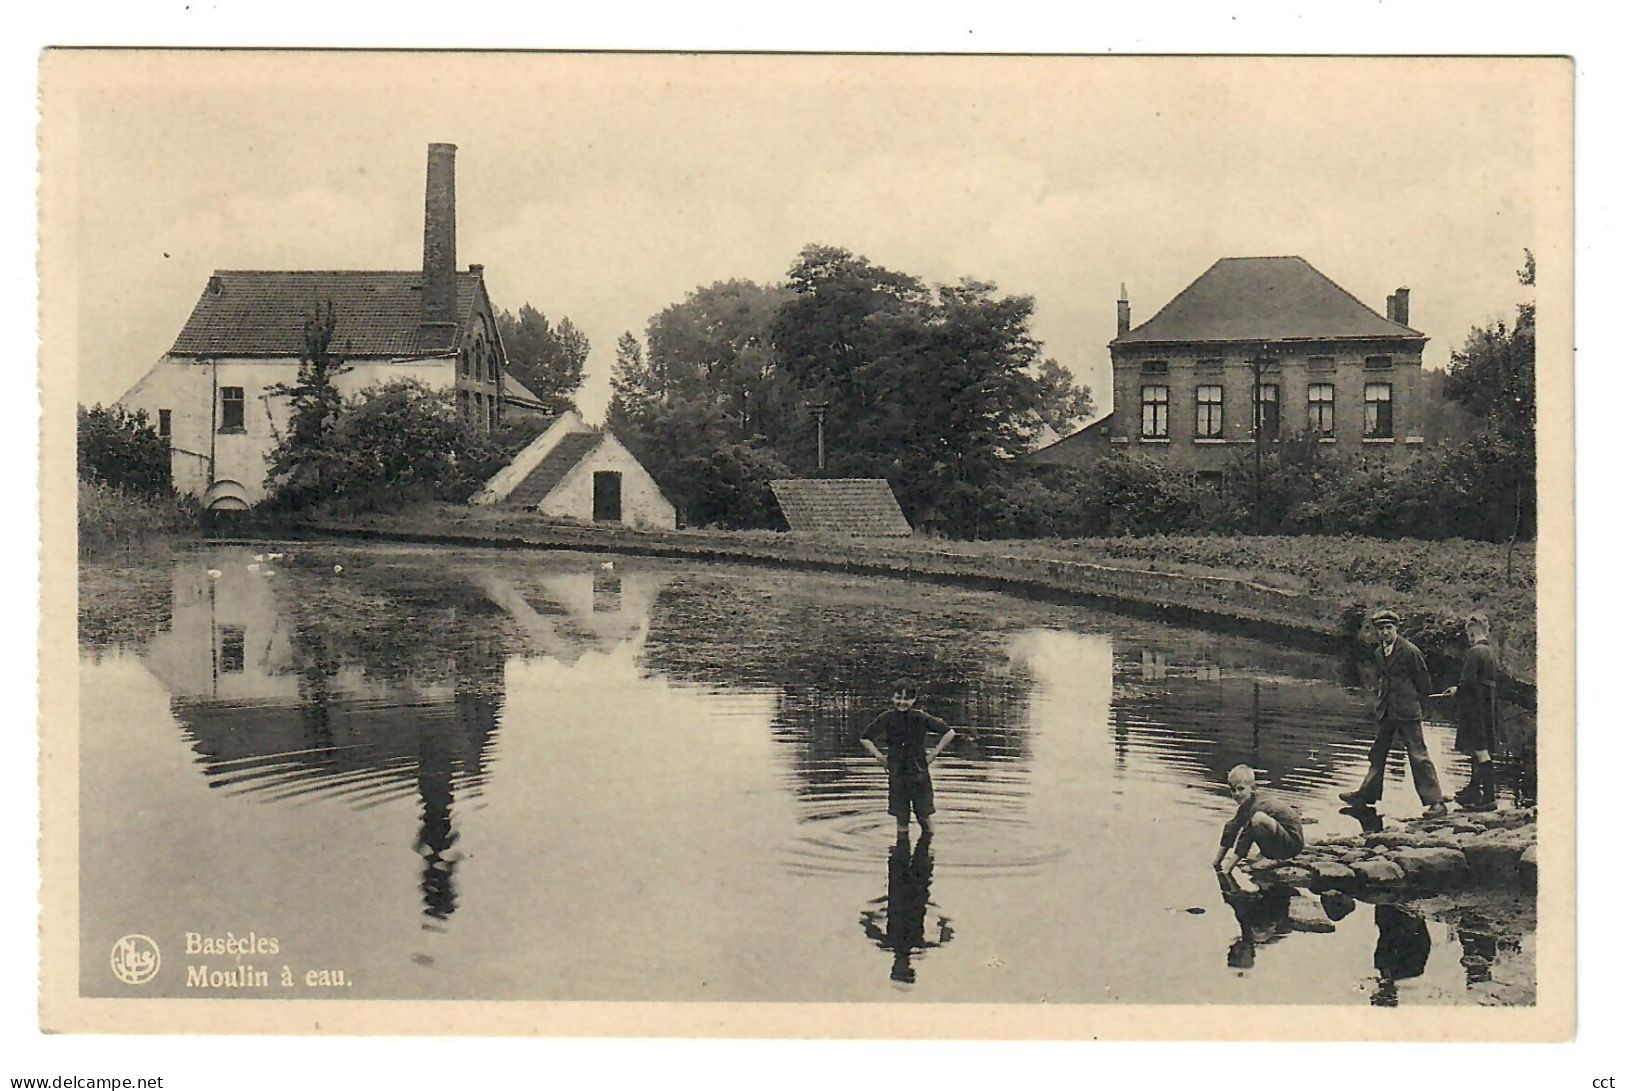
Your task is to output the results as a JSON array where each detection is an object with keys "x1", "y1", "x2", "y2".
[
  {"x1": 1219, "y1": 878, "x2": 1294, "y2": 970},
  {"x1": 1371, "y1": 904, "x2": 1433, "y2": 1007},
  {"x1": 138, "y1": 550, "x2": 674, "y2": 929},
  {"x1": 860, "y1": 832, "x2": 954, "y2": 985},
  {"x1": 75, "y1": 544, "x2": 1527, "y2": 1004}
]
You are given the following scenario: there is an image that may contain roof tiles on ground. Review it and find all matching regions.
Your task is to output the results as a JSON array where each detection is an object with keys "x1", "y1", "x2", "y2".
[{"x1": 769, "y1": 479, "x2": 913, "y2": 536}]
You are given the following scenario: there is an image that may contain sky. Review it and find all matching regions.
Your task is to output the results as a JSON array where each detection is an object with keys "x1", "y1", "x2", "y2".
[{"x1": 53, "y1": 52, "x2": 1557, "y2": 425}]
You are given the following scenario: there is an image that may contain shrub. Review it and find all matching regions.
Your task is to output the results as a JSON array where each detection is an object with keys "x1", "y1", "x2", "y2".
[{"x1": 77, "y1": 404, "x2": 170, "y2": 498}]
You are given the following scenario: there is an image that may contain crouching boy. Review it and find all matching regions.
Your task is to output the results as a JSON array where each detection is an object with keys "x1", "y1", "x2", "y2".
[
  {"x1": 859, "y1": 681, "x2": 957, "y2": 838},
  {"x1": 1213, "y1": 764, "x2": 1305, "y2": 875}
]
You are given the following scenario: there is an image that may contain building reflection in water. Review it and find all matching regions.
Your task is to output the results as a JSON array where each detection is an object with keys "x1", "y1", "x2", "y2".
[
  {"x1": 141, "y1": 552, "x2": 667, "y2": 928},
  {"x1": 1113, "y1": 639, "x2": 1380, "y2": 801},
  {"x1": 860, "y1": 832, "x2": 953, "y2": 985}
]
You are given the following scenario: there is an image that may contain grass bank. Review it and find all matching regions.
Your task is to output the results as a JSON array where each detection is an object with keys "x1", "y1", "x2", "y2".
[
  {"x1": 77, "y1": 479, "x2": 198, "y2": 557},
  {"x1": 301, "y1": 503, "x2": 1535, "y2": 691}
]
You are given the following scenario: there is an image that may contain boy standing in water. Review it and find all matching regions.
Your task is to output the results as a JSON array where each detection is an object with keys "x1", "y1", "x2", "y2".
[
  {"x1": 859, "y1": 681, "x2": 957, "y2": 838},
  {"x1": 1213, "y1": 765, "x2": 1305, "y2": 875}
]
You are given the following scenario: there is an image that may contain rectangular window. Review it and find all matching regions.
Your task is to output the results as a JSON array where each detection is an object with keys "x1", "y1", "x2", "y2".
[
  {"x1": 1196, "y1": 357, "x2": 1224, "y2": 371},
  {"x1": 460, "y1": 350, "x2": 471, "y2": 378},
  {"x1": 1364, "y1": 382, "x2": 1394, "y2": 438},
  {"x1": 219, "y1": 387, "x2": 245, "y2": 432},
  {"x1": 457, "y1": 389, "x2": 471, "y2": 420},
  {"x1": 158, "y1": 409, "x2": 172, "y2": 439},
  {"x1": 1364, "y1": 355, "x2": 1394, "y2": 370},
  {"x1": 1141, "y1": 385, "x2": 1169, "y2": 438},
  {"x1": 219, "y1": 626, "x2": 245, "y2": 674},
  {"x1": 1195, "y1": 384, "x2": 1224, "y2": 438},
  {"x1": 487, "y1": 397, "x2": 499, "y2": 432},
  {"x1": 1308, "y1": 383, "x2": 1335, "y2": 435},
  {"x1": 1254, "y1": 383, "x2": 1280, "y2": 440},
  {"x1": 1140, "y1": 360, "x2": 1168, "y2": 375},
  {"x1": 1307, "y1": 355, "x2": 1335, "y2": 371}
]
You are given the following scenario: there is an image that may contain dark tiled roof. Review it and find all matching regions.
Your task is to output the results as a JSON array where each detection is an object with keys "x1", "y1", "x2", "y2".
[
  {"x1": 1114, "y1": 257, "x2": 1424, "y2": 345},
  {"x1": 505, "y1": 431, "x2": 604, "y2": 508},
  {"x1": 769, "y1": 479, "x2": 913, "y2": 537},
  {"x1": 1024, "y1": 414, "x2": 1114, "y2": 465},
  {"x1": 501, "y1": 372, "x2": 548, "y2": 407},
  {"x1": 169, "y1": 270, "x2": 484, "y2": 357}
]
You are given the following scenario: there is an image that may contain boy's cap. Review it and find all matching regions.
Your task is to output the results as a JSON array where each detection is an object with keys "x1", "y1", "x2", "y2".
[{"x1": 1370, "y1": 609, "x2": 1401, "y2": 625}]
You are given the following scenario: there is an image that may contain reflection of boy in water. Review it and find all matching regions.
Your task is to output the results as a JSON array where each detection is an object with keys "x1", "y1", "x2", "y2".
[
  {"x1": 1213, "y1": 765, "x2": 1304, "y2": 875},
  {"x1": 860, "y1": 832, "x2": 954, "y2": 984},
  {"x1": 1371, "y1": 903, "x2": 1432, "y2": 1006},
  {"x1": 1217, "y1": 875, "x2": 1294, "y2": 969},
  {"x1": 858, "y1": 681, "x2": 957, "y2": 837}
]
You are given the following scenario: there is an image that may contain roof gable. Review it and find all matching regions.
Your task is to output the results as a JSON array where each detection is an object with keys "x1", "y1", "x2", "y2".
[
  {"x1": 505, "y1": 430, "x2": 604, "y2": 507},
  {"x1": 169, "y1": 270, "x2": 487, "y2": 358},
  {"x1": 1114, "y1": 257, "x2": 1423, "y2": 345}
]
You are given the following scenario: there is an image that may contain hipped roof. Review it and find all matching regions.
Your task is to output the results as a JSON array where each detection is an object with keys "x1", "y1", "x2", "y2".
[{"x1": 1113, "y1": 256, "x2": 1424, "y2": 346}]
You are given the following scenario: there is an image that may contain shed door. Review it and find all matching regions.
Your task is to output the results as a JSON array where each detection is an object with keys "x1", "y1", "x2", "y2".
[{"x1": 593, "y1": 471, "x2": 623, "y2": 523}]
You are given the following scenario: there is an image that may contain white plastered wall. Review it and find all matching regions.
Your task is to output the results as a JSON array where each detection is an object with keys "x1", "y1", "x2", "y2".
[
  {"x1": 536, "y1": 431, "x2": 677, "y2": 531},
  {"x1": 119, "y1": 355, "x2": 455, "y2": 505}
]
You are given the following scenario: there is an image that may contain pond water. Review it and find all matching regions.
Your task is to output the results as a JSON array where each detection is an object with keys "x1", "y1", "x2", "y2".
[{"x1": 78, "y1": 543, "x2": 1529, "y2": 1005}]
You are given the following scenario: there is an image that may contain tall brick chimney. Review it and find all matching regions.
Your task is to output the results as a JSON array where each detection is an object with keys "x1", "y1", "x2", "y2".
[
  {"x1": 1392, "y1": 287, "x2": 1410, "y2": 327},
  {"x1": 1117, "y1": 283, "x2": 1131, "y2": 338},
  {"x1": 422, "y1": 143, "x2": 458, "y2": 327}
]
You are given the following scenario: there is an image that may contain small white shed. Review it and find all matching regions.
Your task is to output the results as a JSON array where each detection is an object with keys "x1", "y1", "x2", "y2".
[{"x1": 472, "y1": 412, "x2": 676, "y2": 531}]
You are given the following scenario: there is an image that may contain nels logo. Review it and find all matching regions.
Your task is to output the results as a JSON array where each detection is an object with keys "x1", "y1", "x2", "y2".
[{"x1": 110, "y1": 934, "x2": 161, "y2": 985}]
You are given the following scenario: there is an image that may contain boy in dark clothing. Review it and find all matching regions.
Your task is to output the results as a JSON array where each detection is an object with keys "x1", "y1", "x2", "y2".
[
  {"x1": 1434, "y1": 613, "x2": 1499, "y2": 811},
  {"x1": 1213, "y1": 764, "x2": 1305, "y2": 875},
  {"x1": 858, "y1": 681, "x2": 957, "y2": 837},
  {"x1": 1338, "y1": 608, "x2": 1450, "y2": 817}
]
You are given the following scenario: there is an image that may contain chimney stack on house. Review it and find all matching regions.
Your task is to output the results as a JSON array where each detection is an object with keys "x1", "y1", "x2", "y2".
[
  {"x1": 1117, "y1": 283, "x2": 1131, "y2": 338},
  {"x1": 422, "y1": 143, "x2": 458, "y2": 328},
  {"x1": 1392, "y1": 287, "x2": 1410, "y2": 327}
]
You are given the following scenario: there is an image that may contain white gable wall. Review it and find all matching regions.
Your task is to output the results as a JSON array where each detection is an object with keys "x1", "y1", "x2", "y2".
[
  {"x1": 538, "y1": 432, "x2": 676, "y2": 531},
  {"x1": 119, "y1": 355, "x2": 455, "y2": 505}
]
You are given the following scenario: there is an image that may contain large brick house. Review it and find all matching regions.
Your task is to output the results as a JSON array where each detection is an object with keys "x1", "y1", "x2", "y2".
[
  {"x1": 119, "y1": 143, "x2": 509, "y2": 510},
  {"x1": 1030, "y1": 256, "x2": 1428, "y2": 479}
]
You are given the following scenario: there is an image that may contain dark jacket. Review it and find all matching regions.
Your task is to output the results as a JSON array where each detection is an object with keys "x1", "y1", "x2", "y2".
[
  {"x1": 1455, "y1": 640, "x2": 1499, "y2": 744},
  {"x1": 1373, "y1": 636, "x2": 1432, "y2": 721}
]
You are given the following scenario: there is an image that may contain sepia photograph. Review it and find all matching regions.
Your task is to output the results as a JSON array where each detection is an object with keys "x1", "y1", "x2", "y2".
[{"x1": 36, "y1": 49, "x2": 1573, "y2": 1041}]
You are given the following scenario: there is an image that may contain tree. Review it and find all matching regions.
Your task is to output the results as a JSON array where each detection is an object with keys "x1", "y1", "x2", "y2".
[
  {"x1": 642, "y1": 279, "x2": 796, "y2": 440},
  {"x1": 495, "y1": 305, "x2": 588, "y2": 414},
  {"x1": 270, "y1": 380, "x2": 493, "y2": 514},
  {"x1": 1029, "y1": 357, "x2": 1095, "y2": 438},
  {"x1": 771, "y1": 246, "x2": 1056, "y2": 536},
  {"x1": 77, "y1": 403, "x2": 170, "y2": 498},
  {"x1": 1442, "y1": 251, "x2": 1536, "y2": 544},
  {"x1": 265, "y1": 301, "x2": 350, "y2": 511}
]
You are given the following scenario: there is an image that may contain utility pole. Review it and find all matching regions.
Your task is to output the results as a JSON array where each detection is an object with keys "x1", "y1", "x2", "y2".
[
  {"x1": 808, "y1": 402, "x2": 831, "y2": 474},
  {"x1": 1249, "y1": 345, "x2": 1274, "y2": 535}
]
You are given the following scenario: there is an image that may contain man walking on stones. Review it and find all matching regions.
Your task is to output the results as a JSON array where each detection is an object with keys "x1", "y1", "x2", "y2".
[{"x1": 1339, "y1": 609, "x2": 1451, "y2": 817}]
